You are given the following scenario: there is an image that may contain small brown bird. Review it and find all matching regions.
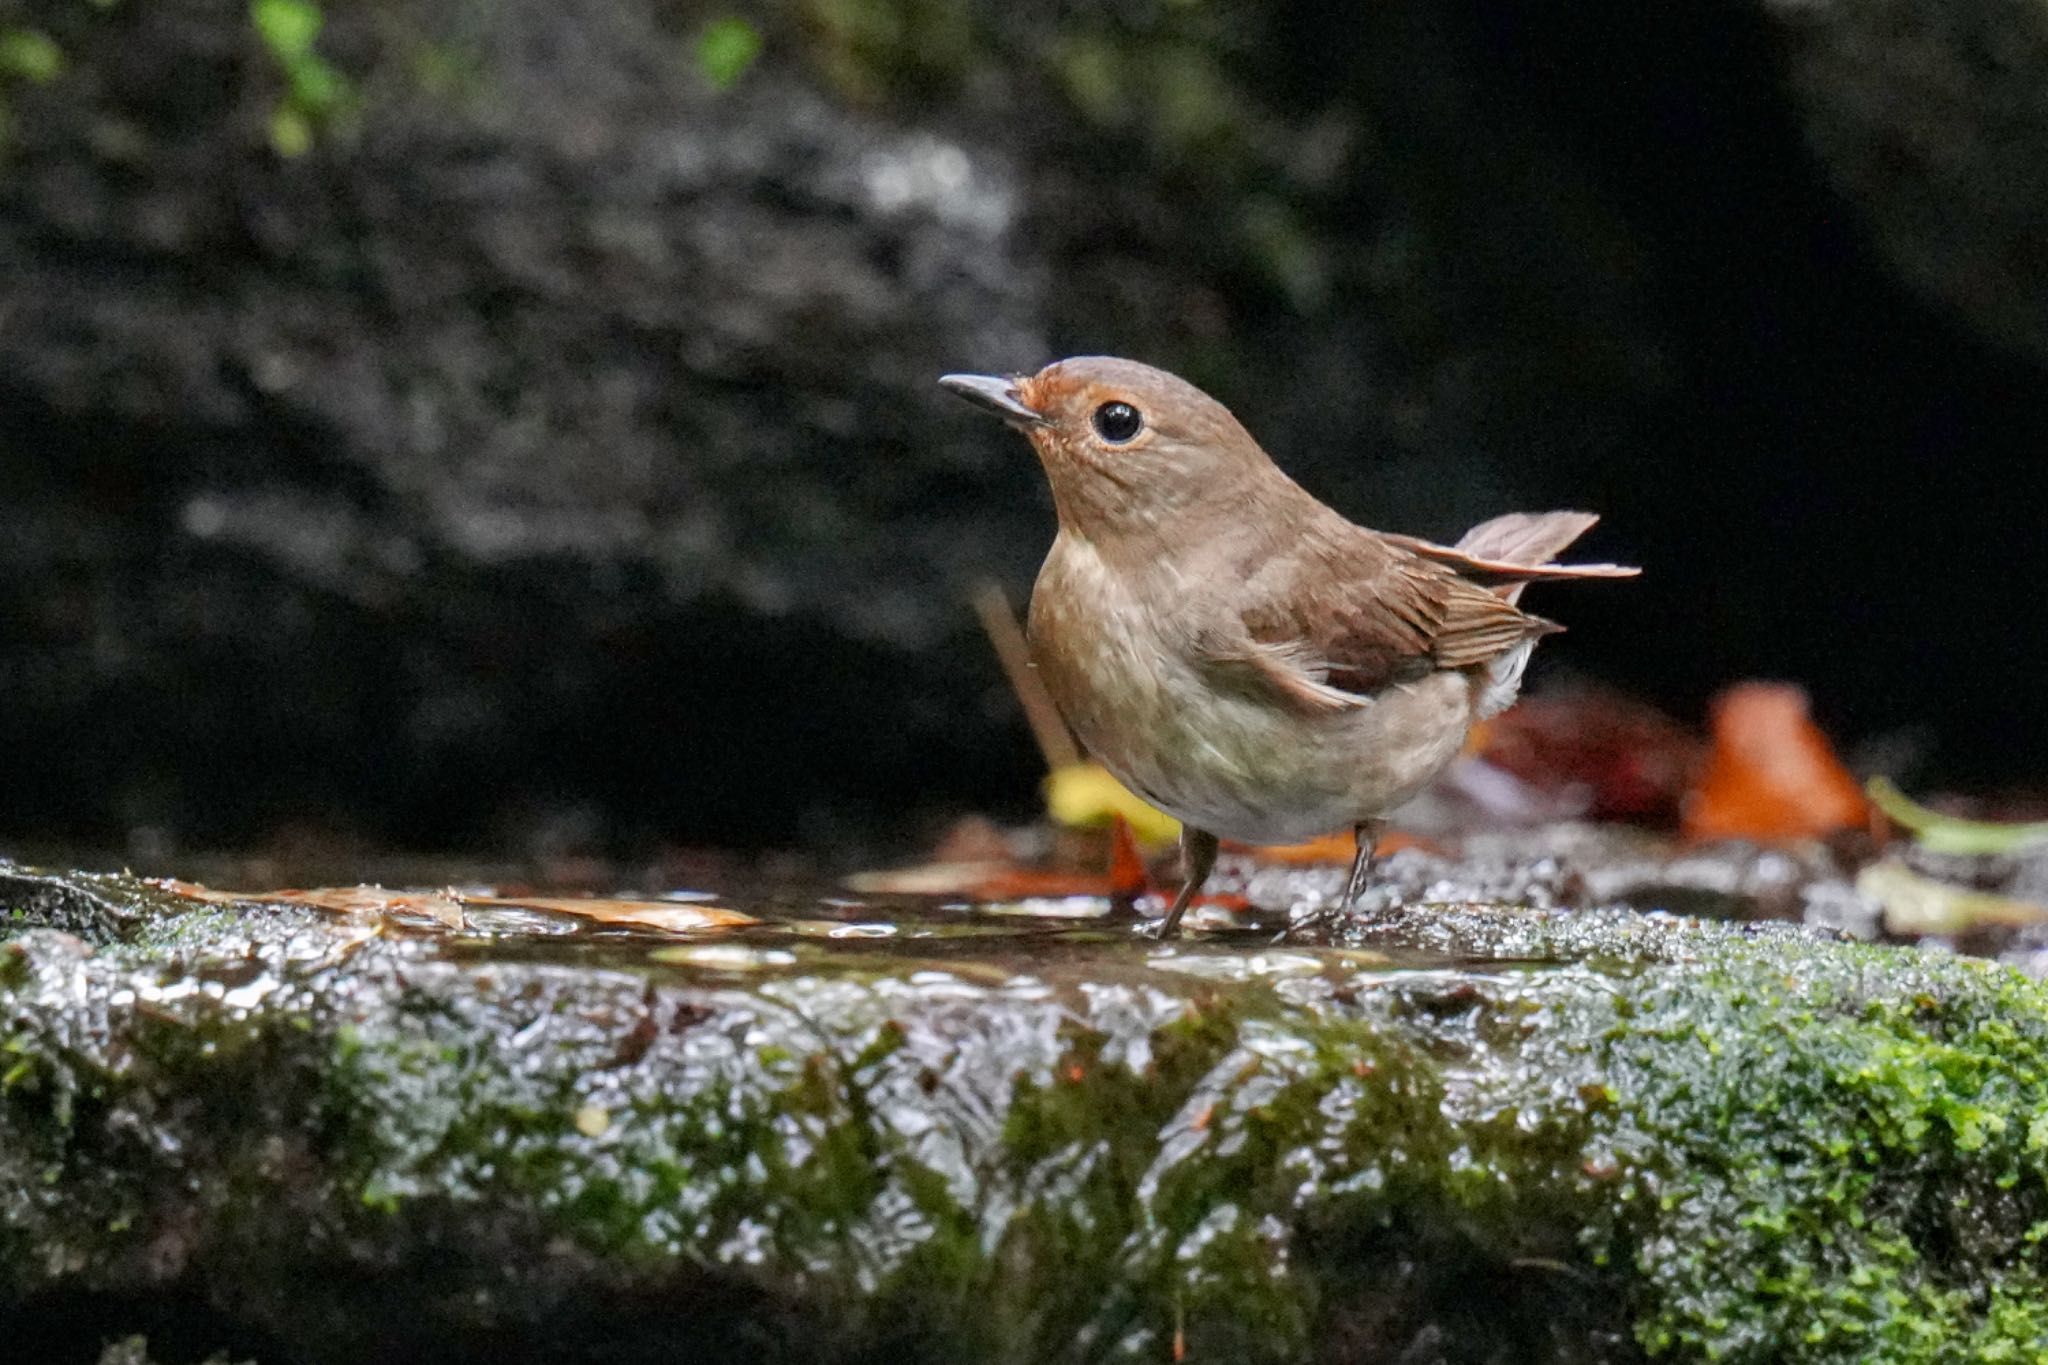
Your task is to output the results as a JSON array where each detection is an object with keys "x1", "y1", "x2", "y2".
[{"x1": 941, "y1": 357, "x2": 1638, "y2": 936}]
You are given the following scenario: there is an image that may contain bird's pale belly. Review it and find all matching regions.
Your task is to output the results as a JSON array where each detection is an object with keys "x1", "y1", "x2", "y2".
[
  {"x1": 1032, "y1": 584, "x2": 1477, "y2": 845},
  {"x1": 1087, "y1": 665, "x2": 1474, "y2": 844}
]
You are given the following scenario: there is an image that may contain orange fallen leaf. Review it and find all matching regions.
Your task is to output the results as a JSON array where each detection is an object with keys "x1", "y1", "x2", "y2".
[
  {"x1": 1107, "y1": 813, "x2": 1150, "y2": 899},
  {"x1": 1681, "y1": 682, "x2": 1868, "y2": 842},
  {"x1": 1237, "y1": 829, "x2": 1439, "y2": 864}
]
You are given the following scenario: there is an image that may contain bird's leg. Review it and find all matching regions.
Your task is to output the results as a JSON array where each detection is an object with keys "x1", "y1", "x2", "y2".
[
  {"x1": 1153, "y1": 827, "x2": 1219, "y2": 938},
  {"x1": 1341, "y1": 819, "x2": 1387, "y2": 909}
]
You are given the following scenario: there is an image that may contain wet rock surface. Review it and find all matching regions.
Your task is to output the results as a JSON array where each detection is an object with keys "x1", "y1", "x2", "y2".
[{"x1": 6, "y1": 850, "x2": 2048, "y2": 1364}]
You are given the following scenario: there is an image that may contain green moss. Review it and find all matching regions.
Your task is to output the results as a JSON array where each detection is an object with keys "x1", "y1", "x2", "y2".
[
  {"x1": 1585, "y1": 936, "x2": 2048, "y2": 1361},
  {"x1": 297, "y1": 932, "x2": 2048, "y2": 1359}
]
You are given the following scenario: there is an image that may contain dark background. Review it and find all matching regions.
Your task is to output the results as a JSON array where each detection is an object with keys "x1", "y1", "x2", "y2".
[{"x1": 2, "y1": 0, "x2": 2044, "y2": 862}]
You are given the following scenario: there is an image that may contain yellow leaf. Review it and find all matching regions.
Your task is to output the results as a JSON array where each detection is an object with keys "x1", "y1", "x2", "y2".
[
  {"x1": 1856, "y1": 860, "x2": 2048, "y2": 936},
  {"x1": 1043, "y1": 761, "x2": 1180, "y2": 846}
]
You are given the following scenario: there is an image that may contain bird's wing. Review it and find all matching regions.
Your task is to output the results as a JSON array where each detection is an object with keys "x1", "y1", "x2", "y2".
[
  {"x1": 1188, "y1": 630, "x2": 1372, "y2": 714},
  {"x1": 1191, "y1": 516, "x2": 1555, "y2": 713}
]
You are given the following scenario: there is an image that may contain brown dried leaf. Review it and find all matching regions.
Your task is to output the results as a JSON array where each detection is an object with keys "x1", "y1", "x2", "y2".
[
  {"x1": 464, "y1": 895, "x2": 753, "y2": 934},
  {"x1": 151, "y1": 879, "x2": 753, "y2": 936}
]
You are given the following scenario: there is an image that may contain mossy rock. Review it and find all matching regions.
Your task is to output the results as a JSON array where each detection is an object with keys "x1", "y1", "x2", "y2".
[{"x1": 3, "y1": 861, "x2": 2046, "y2": 1362}]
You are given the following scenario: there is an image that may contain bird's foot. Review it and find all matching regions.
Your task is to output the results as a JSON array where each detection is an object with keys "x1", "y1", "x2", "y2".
[
  {"x1": 1338, "y1": 883, "x2": 1407, "y2": 924},
  {"x1": 1148, "y1": 827, "x2": 1220, "y2": 941},
  {"x1": 1338, "y1": 819, "x2": 1389, "y2": 912}
]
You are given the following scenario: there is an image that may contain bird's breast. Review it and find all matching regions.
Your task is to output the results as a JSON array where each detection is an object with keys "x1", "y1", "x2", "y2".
[
  {"x1": 1028, "y1": 537, "x2": 1178, "y2": 770},
  {"x1": 1027, "y1": 535, "x2": 1477, "y2": 844}
]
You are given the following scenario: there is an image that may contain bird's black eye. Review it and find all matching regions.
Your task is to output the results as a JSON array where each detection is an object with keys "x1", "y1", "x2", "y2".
[{"x1": 1092, "y1": 400, "x2": 1143, "y2": 443}]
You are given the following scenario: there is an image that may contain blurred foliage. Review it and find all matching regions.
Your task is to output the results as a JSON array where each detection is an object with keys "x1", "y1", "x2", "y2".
[
  {"x1": 0, "y1": 27, "x2": 62, "y2": 84},
  {"x1": 695, "y1": 16, "x2": 762, "y2": 90},
  {"x1": 0, "y1": 0, "x2": 355, "y2": 158},
  {"x1": 785, "y1": 0, "x2": 1337, "y2": 313},
  {"x1": 0, "y1": 24, "x2": 62, "y2": 146},
  {"x1": 249, "y1": 0, "x2": 353, "y2": 156},
  {"x1": 797, "y1": 0, "x2": 977, "y2": 103},
  {"x1": 0, "y1": 0, "x2": 1335, "y2": 307},
  {"x1": 1869, "y1": 777, "x2": 2048, "y2": 855}
]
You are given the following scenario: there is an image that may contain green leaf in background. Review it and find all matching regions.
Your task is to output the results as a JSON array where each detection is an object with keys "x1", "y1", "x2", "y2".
[
  {"x1": 1052, "y1": 34, "x2": 1124, "y2": 127},
  {"x1": 0, "y1": 29, "x2": 64, "y2": 84},
  {"x1": 287, "y1": 54, "x2": 345, "y2": 113},
  {"x1": 1867, "y1": 775, "x2": 2048, "y2": 854},
  {"x1": 269, "y1": 105, "x2": 313, "y2": 158},
  {"x1": 251, "y1": 0, "x2": 322, "y2": 63},
  {"x1": 247, "y1": 0, "x2": 353, "y2": 156},
  {"x1": 1240, "y1": 195, "x2": 1330, "y2": 313},
  {"x1": 697, "y1": 17, "x2": 762, "y2": 90}
]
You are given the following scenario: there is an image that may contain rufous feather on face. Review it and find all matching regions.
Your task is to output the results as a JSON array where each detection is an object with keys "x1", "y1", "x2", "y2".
[{"x1": 941, "y1": 356, "x2": 1639, "y2": 936}]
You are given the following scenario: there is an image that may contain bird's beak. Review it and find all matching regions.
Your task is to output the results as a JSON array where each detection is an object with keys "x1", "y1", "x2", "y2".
[{"x1": 939, "y1": 372, "x2": 1046, "y2": 429}]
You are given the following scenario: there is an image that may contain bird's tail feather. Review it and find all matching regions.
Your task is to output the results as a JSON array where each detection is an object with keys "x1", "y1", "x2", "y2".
[
  {"x1": 1386, "y1": 511, "x2": 1638, "y2": 607},
  {"x1": 1443, "y1": 511, "x2": 1638, "y2": 715},
  {"x1": 1454, "y1": 510, "x2": 1601, "y2": 566}
]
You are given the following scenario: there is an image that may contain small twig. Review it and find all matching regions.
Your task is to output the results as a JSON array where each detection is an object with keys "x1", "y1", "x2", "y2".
[{"x1": 970, "y1": 578, "x2": 1081, "y2": 770}]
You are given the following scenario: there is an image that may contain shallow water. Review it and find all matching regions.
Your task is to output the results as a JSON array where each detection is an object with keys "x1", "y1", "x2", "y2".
[
  {"x1": 217, "y1": 869, "x2": 1514, "y2": 988},
  {"x1": 32, "y1": 813, "x2": 2048, "y2": 977}
]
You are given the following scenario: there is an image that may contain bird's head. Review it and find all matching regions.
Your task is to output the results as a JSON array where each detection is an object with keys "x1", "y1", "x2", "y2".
[{"x1": 941, "y1": 356, "x2": 1276, "y2": 541}]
